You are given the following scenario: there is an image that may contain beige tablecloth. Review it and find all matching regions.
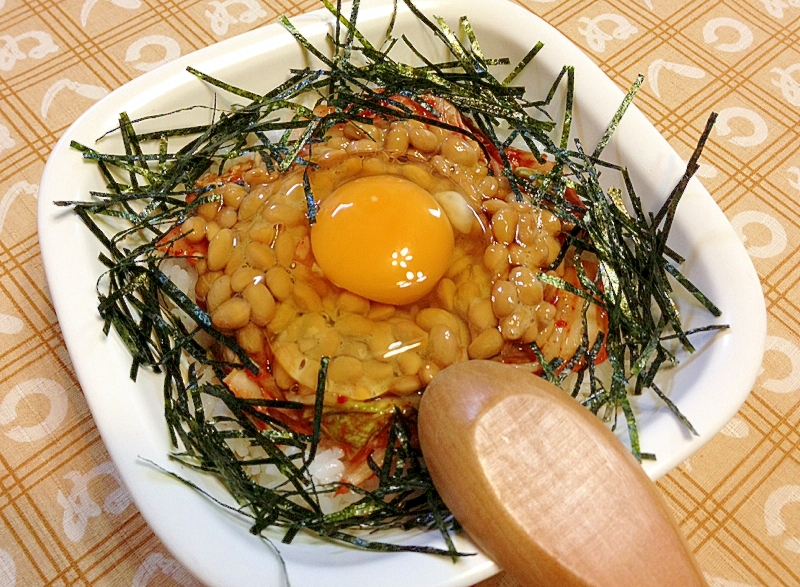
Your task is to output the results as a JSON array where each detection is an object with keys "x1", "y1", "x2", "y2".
[{"x1": 0, "y1": 0, "x2": 797, "y2": 585}]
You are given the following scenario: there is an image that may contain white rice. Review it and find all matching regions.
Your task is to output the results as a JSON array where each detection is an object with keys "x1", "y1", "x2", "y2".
[
  {"x1": 200, "y1": 387, "x2": 356, "y2": 513},
  {"x1": 308, "y1": 446, "x2": 346, "y2": 484},
  {"x1": 161, "y1": 258, "x2": 200, "y2": 330}
]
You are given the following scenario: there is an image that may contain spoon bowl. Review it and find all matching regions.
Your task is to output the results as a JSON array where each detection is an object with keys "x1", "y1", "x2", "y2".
[{"x1": 417, "y1": 360, "x2": 709, "y2": 587}]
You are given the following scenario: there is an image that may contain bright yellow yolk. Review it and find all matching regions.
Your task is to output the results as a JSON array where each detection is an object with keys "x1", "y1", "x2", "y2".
[{"x1": 311, "y1": 175, "x2": 454, "y2": 306}]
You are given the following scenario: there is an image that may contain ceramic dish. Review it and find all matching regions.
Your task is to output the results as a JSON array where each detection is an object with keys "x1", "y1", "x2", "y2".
[{"x1": 38, "y1": 0, "x2": 766, "y2": 585}]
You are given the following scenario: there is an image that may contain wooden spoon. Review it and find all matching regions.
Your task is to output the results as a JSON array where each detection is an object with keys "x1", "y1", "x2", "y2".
[{"x1": 417, "y1": 360, "x2": 708, "y2": 587}]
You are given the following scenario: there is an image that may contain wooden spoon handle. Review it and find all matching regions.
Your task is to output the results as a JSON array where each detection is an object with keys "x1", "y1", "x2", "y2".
[{"x1": 418, "y1": 361, "x2": 709, "y2": 587}]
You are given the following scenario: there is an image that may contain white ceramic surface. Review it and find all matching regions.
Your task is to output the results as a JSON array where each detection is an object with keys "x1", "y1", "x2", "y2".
[{"x1": 38, "y1": 1, "x2": 766, "y2": 586}]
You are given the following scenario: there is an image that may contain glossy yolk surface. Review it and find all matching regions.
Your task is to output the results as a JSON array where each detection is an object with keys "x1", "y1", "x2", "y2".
[{"x1": 311, "y1": 175, "x2": 455, "y2": 306}]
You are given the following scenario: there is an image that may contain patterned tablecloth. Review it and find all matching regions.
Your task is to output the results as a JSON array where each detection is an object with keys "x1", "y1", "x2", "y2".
[{"x1": 0, "y1": 0, "x2": 797, "y2": 585}]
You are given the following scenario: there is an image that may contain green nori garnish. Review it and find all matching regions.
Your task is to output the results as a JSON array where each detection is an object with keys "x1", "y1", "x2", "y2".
[{"x1": 56, "y1": 0, "x2": 727, "y2": 555}]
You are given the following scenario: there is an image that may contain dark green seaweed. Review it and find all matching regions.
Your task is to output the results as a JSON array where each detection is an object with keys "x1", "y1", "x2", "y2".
[{"x1": 56, "y1": 0, "x2": 726, "y2": 555}]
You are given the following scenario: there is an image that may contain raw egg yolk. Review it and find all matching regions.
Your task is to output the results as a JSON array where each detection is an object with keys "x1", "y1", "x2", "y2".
[{"x1": 311, "y1": 175, "x2": 454, "y2": 306}]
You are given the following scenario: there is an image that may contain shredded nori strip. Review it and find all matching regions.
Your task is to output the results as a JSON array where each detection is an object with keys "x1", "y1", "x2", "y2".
[{"x1": 56, "y1": 0, "x2": 727, "y2": 555}]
